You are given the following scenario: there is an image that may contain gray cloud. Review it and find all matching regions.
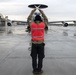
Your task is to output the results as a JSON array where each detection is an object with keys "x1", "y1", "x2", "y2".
[
  {"x1": 0, "y1": 0, "x2": 12, "y2": 2},
  {"x1": 0, "y1": 0, "x2": 76, "y2": 21}
]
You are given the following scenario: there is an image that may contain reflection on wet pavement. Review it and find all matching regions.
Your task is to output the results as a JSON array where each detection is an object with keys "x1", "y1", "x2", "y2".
[{"x1": 0, "y1": 25, "x2": 76, "y2": 75}]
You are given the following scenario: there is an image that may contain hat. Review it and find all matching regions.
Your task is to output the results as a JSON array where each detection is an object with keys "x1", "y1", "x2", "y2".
[{"x1": 34, "y1": 15, "x2": 42, "y2": 21}]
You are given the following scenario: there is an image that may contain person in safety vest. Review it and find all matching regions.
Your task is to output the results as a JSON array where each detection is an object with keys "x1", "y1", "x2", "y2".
[
  {"x1": 26, "y1": 8, "x2": 48, "y2": 32},
  {"x1": 30, "y1": 10, "x2": 45, "y2": 74}
]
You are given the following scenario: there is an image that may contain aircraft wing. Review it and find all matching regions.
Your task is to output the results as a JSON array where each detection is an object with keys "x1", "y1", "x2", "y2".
[
  {"x1": 12, "y1": 20, "x2": 27, "y2": 25},
  {"x1": 48, "y1": 20, "x2": 76, "y2": 27},
  {"x1": 49, "y1": 20, "x2": 76, "y2": 23},
  {"x1": 11, "y1": 20, "x2": 76, "y2": 27}
]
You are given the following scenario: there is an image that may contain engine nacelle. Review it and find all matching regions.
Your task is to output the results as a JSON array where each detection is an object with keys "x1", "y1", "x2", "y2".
[
  {"x1": 63, "y1": 23, "x2": 68, "y2": 27},
  {"x1": 7, "y1": 22, "x2": 12, "y2": 26}
]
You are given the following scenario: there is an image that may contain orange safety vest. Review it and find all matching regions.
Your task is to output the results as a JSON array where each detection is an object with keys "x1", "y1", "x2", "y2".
[{"x1": 30, "y1": 22, "x2": 45, "y2": 41}]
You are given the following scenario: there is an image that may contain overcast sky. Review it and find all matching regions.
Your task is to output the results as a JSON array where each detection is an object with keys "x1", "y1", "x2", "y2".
[{"x1": 0, "y1": 0, "x2": 76, "y2": 21}]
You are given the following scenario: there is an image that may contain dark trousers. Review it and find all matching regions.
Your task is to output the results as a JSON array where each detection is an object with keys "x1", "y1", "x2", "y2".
[{"x1": 31, "y1": 43, "x2": 45, "y2": 71}]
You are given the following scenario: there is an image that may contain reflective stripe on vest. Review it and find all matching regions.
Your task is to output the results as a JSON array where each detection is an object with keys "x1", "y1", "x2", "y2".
[
  {"x1": 31, "y1": 28, "x2": 44, "y2": 30},
  {"x1": 32, "y1": 35, "x2": 43, "y2": 38}
]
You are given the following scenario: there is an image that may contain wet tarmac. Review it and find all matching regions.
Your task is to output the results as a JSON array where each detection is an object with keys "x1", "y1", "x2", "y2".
[{"x1": 0, "y1": 25, "x2": 76, "y2": 75}]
